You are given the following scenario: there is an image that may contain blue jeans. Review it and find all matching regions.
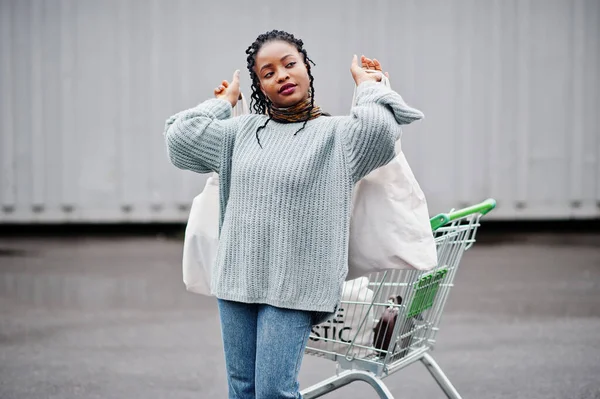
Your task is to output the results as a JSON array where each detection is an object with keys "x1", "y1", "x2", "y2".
[{"x1": 217, "y1": 299, "x2": 315, "y2": 399}]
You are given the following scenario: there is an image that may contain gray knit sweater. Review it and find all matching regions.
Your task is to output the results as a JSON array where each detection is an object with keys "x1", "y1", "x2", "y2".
[{"x1": 164, "y1": 81, "x2": 423, "y2": 314}]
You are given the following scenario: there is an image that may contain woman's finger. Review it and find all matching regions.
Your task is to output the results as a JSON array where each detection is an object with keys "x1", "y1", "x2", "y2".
[
  {"x1": 373, "y1": 59, "x2": 382, "y2": 71},
  {"x1": 222, "y1": 80, "x2": 229, "y2": 88},
  {"x1": 361, "y1": 55, "x2": 368, "y2": 69},
  {"x1": 362, "y1": 56, "x2": 375, "y2": 70}
]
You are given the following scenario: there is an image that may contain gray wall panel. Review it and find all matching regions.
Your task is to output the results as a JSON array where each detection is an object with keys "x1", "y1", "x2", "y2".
[{"x1": 0, "y1": 0, "x2": 598, "y2": 222}]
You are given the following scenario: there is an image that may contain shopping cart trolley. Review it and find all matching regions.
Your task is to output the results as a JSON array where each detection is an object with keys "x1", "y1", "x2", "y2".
[{"x1": 302, "y1": 199, "x2": 497, "y2": 399}]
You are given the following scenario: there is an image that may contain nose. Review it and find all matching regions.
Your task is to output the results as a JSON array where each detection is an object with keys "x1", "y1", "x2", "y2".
[{"x1": 276, "y1": 68, "x2": 289, "y2": 83}]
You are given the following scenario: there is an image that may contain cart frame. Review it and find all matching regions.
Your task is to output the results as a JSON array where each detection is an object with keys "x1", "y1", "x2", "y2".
[{"x1": 301, "y1": 199, "x2": 497, "y2": 399}]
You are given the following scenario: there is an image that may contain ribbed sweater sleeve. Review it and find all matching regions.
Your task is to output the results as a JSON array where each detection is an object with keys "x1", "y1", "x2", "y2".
[
  {"x1": 342, "y1": 81, "x2": 424, "y2": 182},
  {"x1": 164, "y1": 98, "x2": 235, "y2": 174}
]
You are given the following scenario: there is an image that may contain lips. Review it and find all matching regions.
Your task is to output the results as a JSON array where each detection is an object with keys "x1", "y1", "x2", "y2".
[{"x1": 279, "y1": 83, "x2": 296, "y2": 93}]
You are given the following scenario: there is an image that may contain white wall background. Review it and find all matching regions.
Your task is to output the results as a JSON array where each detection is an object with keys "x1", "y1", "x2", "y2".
[{"x1": 1, "y1": 0, "x2": 599, "y2": 223}]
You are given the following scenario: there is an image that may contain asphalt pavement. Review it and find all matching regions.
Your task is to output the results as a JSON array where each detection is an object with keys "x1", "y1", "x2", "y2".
[{"x1": 0, "y1": 230, "x2": 599, "y2": 399}]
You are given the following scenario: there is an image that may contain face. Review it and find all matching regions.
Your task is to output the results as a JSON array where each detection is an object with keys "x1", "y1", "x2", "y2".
[{"x1": 254, "y1": 40, "x2": 310, "y2": 108}]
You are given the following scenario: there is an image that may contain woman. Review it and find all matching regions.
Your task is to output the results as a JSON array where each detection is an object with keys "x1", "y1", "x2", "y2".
[{"x1": 164, "y1": 30, "x2": 423, "y2": 399}]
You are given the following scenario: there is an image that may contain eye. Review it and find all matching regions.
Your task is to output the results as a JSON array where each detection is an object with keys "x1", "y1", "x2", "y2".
[
  {"x1": 263, "y1": 71, "x2": 273, "y2": 79},
  {"x1": 286, "y1": 62, "x2": 297, "y2": 68}
]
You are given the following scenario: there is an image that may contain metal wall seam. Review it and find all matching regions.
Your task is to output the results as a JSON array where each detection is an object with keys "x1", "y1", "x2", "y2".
[
  {"x1": 152, "y1": 0, "x2": 164, "y2": 213},
  {"x1": 59, "y1": 0, "x2": 77, "y2": 217},
  {"x1": 515, "y1": 0, "x2": 531, "y2": 212},
  {"x1": 31, "y1": 0, "x2": 45, "y2": 215},
  {"x1": 456, "y1": 0, "x2": 474, "y2": 207},
  {"x1": 117, "y1": 0, "x2": 132, "y2": 217},
  {"x1": 488, "y1": 0, "x2": 503, "y2": 212},
  {"x1": 1, "y1": 1, "x2": 16, "y2": 214},
  {"x1": 569, "y1": 0, "x2": 585, "y2": 212},
  {"x1": 595, "y1": 1, "x2": 600, "y2": 211}
]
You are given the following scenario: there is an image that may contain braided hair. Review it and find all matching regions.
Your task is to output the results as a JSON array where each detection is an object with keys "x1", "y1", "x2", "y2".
[{"x1": 246, "y1": 30, "x2": 317, "y2": 148}]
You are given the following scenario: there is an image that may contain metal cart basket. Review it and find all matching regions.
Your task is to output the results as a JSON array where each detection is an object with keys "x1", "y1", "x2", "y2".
[{"x1": 301, "y1": 199, "x2": 497, "y2": 399}]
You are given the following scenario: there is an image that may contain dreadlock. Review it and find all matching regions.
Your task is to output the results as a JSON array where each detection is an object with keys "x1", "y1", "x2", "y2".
[{"x1": 245, "y1": 30, "x2": 317, "y2": 148}]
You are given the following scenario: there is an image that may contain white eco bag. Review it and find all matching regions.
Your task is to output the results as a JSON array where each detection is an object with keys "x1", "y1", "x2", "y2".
[
  {"x1": 181, "y1": 95, "x2": 249, "y2": 296},
  {"x1": 309, "y1": 277, "x2": 375, "y2": 353},
  {"x1": 346, "y1": 73, "x2": 438, "y2": 280}
]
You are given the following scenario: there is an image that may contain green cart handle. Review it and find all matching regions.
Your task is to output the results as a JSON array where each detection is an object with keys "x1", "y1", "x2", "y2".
[{"x1": 429, "y1": 198, "x2": 496, "y2": 231}]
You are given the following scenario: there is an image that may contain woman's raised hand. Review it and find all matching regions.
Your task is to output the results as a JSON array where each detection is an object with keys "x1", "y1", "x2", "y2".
[
  {"x1": 350, "y1": 55, "x2": 390, "y2": 86},
  {"x1": 214, "y1": 70, "x2": 241, "y2": 107}
]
